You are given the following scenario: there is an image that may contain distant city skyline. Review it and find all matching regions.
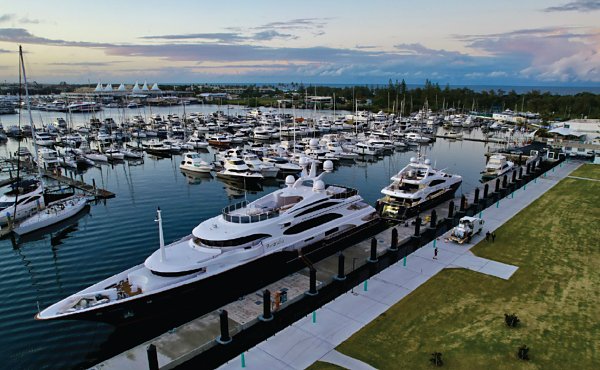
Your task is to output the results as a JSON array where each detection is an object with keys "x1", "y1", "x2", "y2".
[{"x1": 1, "y1": 0, "x2": 600, "y2": 86}]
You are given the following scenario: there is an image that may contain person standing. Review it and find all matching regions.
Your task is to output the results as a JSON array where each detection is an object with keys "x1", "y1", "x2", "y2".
[
  {"x1": 485, "y1": 231, "x2": 490, "y2": 242},
  {"x1": 433, "y1": 247, "x2": 438, "y2": 259},
  {"x1": 491, "y1": 231, "x2": 496, "y2": 243}
]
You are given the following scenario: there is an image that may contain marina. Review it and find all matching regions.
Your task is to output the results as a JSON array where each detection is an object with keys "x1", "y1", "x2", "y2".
[
  {"x1": 0, "y1": 97, "x2": 578, "y2": 369},
  {"x1": 2, "y1": 2, "x2": 600, "y2": 369}
]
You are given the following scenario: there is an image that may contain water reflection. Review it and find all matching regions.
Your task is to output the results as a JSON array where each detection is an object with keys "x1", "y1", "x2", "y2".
[{"x1": 180, "y1": 170, "x2": 213, "y2": 185}]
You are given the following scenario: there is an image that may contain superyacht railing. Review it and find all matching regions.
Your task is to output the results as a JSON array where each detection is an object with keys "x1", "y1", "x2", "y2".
[
  {"x1": 327, "y1": 185, "x2": 358, "y2": 200},
  {"x1": 221, "y1": 200, "x2": 279, "y2": 224}
]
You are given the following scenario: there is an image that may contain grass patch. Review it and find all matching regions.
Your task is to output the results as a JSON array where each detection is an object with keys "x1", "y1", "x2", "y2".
[
  {"x1": 335, "y1": 167, "x2": 600, "y2": 370},
  {"x1": 569, "y1": 163, "x2": 600, "y2": 180},
  {"x1": 306, "y1": 361, "x2": 347, "y2": 370}
]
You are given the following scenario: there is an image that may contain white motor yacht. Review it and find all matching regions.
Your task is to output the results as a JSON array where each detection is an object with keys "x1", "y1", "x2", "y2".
[
  {"x1": 242, "y1": 153, "x2": 279, "y2": 178},
  {"x1": 262, "y1": 156, "x2": 303, "y2": 173},
  {"x1": 186, "y1": 136, "x2": 209, "y2": 149},
  {"x1": 325, "y1": 142, "x2": 358, "y2": 160},
  {"x1": 216, "y1": 158, "x2": 264, "y2": 183},
  {"x1": 377, "y1": 156, "x2": 462, "y2": 220},
  {"x1": 38, "y1": 148, "x2": 60, "y2": 168},
  {"x1": 405, "y1": 132, "x2": 431, "y2": 144},
  {"x1": 180, "y1": 152, "x2": 213, "y2": 173},
  {"x1": 0, "y1": 179, "x2": 45, "y2": 225},
  {"x1": 352, "y1": 142, "x2": 380, "y2": 156},
  {"x1": 104, "y1": 146, "x2": 125, "y2": 161},
  {"x1": 143, "y1": 139, "x2": 172, "y2": 156},
  {"x1": 481, "y1": 154, "x2": 514, "y2": 181},
  {"x1": 36, "y1": 160, "x2": 378, "y2": 323},
  {"x1": 35, "y1": 132, "x2": 56, "y2": 147}
]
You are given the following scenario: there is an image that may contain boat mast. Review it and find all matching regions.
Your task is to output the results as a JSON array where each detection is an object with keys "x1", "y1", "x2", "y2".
[
  {"x1": 156, "y1": 207, "x2": 166, "y2": 262},
  {"x1": 19, "y1": 45, "x2": 42, "y2": 180}
]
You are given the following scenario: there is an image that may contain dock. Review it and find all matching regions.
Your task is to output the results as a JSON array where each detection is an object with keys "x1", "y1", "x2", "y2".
[
  {"x1": 41, "y1": 170, "x2": 115, "y2": 199},
  {"x1": 1, "y1": 158, "x2": 115, "y2": 199},
  {"x1": 435, "y1": 134, "x2": 508, "y2": 144}
]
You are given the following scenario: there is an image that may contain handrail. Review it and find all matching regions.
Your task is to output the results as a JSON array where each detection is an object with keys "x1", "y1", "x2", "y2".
[{"x1": 222, "y1": 200, "x2": 280, "y2": 224}]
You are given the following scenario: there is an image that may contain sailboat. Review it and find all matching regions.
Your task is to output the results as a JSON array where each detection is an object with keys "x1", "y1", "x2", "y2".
[{"x1": 9, "y1": 46, "x2": 89, "y2": 236}]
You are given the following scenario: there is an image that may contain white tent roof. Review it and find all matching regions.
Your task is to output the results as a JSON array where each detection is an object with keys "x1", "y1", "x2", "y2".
[
  {"x1": 132, "y1": 82, "x2": 141, "y2": 93},
  {"x1": 94, "y1": 82, "x2": 103, "y2": 92},
  {"x1": 142, "y1": 81, "x2": 149, "y2": 91},
  {"x1": 104, "y1": 84, "x2": 113, "y2": 92},
  {"x1": 117, "y1": 83, "x2": 126, "y2": 91},
  {"x1": 548, "y1": 127, "x2": 585, "y2": 137},
  {"x1": 151, "y1": 83, "x2": 161, "y2": 91}
]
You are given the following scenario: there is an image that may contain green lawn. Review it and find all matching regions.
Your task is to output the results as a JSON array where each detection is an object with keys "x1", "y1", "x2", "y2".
[
  {"x1": 569, "y1": 163, "x2": 600, "y2": 180},
  {"x1": 333, "y1": 164, "x2": 600, "y2": 370},
  {"x1": 306, "y1": 362, "x2": 347, "y2": 370}
]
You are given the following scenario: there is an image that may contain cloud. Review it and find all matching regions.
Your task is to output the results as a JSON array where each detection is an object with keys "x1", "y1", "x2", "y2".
[
  {"x1": 0, "y1": 14, "x2": 42, "y2": 24},
  {"x1": 393, "y1": 43, "x2": 465, "y2": 58},
  {"x1": 47, "y1": 61, "x2": 124, "y2": 67},
  {"x1": 0, "y1": 28, "x2": 110, "y2": 47},
  {"x1": 140, "y1": 32, "x2": 245, "y2": 42},
  {"x1": 141, "y1": 30, "x2": 297, "y2": 43},
  {"x1": 544, "y1": 0, "x2": 600, "y2": 12},
  {"x1": 0, "y1": 14, "x2": 15, "y2": 23},
  {"x1": 252, "y1": 30, "x2": 297, "y2": 41},
  {"x1": 456, "y1": 26, "x2": 600, "y2": 82},
  {"x1": 18, "y1": 17, "x2": 42, "y2": 24},
  {"x1": 254, "y1": 18, "x2": 328, "y2": 31},
  {"x1": 1, "y1": 26, "x2": 598, "y2": 84},
  {"x1": 254, "y1": 18, "x2": 329, "y2": 37}
]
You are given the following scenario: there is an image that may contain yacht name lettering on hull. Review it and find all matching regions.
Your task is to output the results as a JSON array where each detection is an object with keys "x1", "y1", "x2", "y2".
[{"x1": 265, "y1": 238, "x2": 284, "y2": 249}]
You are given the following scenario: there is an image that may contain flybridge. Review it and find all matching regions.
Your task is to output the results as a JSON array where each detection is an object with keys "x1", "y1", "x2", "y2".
[{"x1": 221, "y1": 200, "x2": 280, "y2": 223}]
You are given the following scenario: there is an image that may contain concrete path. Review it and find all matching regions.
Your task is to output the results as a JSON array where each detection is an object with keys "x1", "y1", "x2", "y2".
[
  {"x1": 567, "y1": 175, "x2": 600, "y2": 182},
  {"x1": 320, "y1": 350, "x2": 377, "y2": 370},
  {"x1": 218, "y1": 162, "x2": 580, "y2": 370}
]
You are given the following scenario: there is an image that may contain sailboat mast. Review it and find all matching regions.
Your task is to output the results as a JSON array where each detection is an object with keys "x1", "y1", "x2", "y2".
[{"x1": 19, "y1": 45, "x2": 41, "y2": 178}]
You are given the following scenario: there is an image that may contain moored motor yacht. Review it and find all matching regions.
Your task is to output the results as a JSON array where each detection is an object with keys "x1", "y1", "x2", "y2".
[
  {"x1": 376, "y1": 156, "x2": 462, "y2": 220},
  {"x1": 481, "y1": 154, "x2": 514, "y2": 181},
  {"x1": 186, "y1": 136, "x2": 209, "y2": 149},
  {"x1": 216, "y1": 158, "x2": 264, "y2": 183},
  {"x1": 242, "y1": 153, "x2": 279, "y2": 178},
  {"x1": 36, "y1": 160, "x2": 379, "y2": 323},
  {"x1": 262, "y1": 156, "x2": 303, "y2": 174},
  {"x1": 180, "y1": 152, "x2": 213, "y2": 173},
  {"x1": 0, "y1": 179, "x2": 45, "y2": 225}
]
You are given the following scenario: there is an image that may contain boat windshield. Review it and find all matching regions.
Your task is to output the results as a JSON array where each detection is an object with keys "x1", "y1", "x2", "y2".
[{"x1": 0, "y1": 201, "x2": 14, "y2": 210}]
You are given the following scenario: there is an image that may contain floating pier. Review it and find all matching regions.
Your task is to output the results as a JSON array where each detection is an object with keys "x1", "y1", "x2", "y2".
[
  {"x1": 41, "y1": 170, "x2": 115, "y2": 199},
  {"x1": 1, "y1": 158, "x2": 115, "y2": 199},
  {"x1": 435, "y1": 135, "x2": 508, "y2": 144}
]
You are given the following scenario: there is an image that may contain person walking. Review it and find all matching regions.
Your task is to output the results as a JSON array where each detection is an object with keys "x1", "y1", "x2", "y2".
[
  {"x1": 485, "y1": 231, "x2": 491, "y2": 242},
  {"x1": 491, "y1": 231, "x2": 496, "y2": 243},
  {"x1": 433, "y1": 247, "x2": 438, "y2": 259}
]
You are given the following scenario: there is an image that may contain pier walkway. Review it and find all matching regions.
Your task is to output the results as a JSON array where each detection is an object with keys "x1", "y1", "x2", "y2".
[{"x1": 215, "y1": 161, "x2": 579, "y2": 370}]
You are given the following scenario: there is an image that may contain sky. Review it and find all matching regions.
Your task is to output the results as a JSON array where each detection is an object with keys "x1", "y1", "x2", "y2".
[{"x1": 0, "y1": 0, "x2": 599, "y2": 86}]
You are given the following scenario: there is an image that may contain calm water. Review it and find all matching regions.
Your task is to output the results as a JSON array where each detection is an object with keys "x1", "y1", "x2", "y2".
[{"x1": 0, "y1": 105, "x2": 505, "y2": 369}]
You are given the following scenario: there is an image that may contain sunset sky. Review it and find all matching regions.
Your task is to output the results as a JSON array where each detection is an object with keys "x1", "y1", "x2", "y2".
[{"x1": 1, "y1": 0, "x2": 599, "y2": 86}]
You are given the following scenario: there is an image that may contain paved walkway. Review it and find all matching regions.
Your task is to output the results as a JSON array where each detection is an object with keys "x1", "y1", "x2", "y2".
[
  {"x1": 218, "y1": 162, "x2": 580, "y2": 370},
  {"x1": 567, "y1": 175, "x2": 600, "y2": 182}
]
